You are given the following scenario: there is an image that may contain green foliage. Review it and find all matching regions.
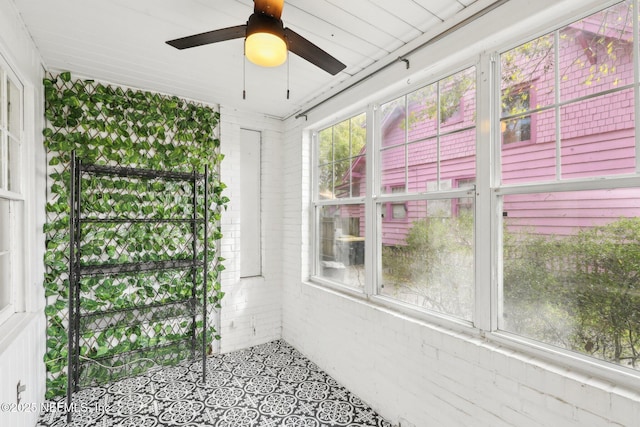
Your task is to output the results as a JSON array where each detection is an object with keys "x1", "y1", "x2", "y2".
[
  {"x1": 317, "y1": 113, "x2": 366, "y2": 198},
  {"x1": 382, "y1": 211, "x2": 473, "y2": 319},
  {"x1": 387, "y1": 66, "x2": 475, "y2": 133},
  {"x1": 571, "y1": 217, "x2": 640, "y2": 366},
  {"x1": 503, "y1": 217, "x2": 640, "y2": 369},
  {"x1": 386, "y1": 211, "x2": 640, "y2": 368},
  {"x1": 502, "y1": 230, "x2": 575, "y2": 347},
  {"x1": 42, "y1": 72, "x2": 227, "y2": 398}
]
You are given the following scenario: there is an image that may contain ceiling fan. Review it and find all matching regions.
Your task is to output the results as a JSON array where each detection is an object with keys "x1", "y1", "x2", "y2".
[{"x1": 166, "y1": 0, "x2": 346, "y2": 75}]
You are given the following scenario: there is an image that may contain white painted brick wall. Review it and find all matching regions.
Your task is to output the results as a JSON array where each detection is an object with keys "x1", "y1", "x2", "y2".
[
  {"x1": 280, "y1": 115, "x2": 640, "y2": 427},
  {"x1": 218, "y1": 106, "x2": 284, "y2": 353},
  {"x1": 0, "y1": 315, "x2": 47, "y2": 427},
  {"x1": 0, "y1": 1, "x2": 47, "y2": 426},
  {"x1": 282, "y1": 279, "x2": 640, "y2": 426}
]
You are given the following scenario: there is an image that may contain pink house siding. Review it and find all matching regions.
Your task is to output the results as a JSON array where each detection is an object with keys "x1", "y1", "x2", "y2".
[
  {"x1": 345, "y1": 19, "x2": 639, "y2": 247},
  {"x1": 503, "y1": 187, "x2": 640, "y2": 236}
]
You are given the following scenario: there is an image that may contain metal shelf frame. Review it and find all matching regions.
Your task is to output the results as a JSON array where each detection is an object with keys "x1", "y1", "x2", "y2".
[{"x1": 66, "y1": 152, "x2": 209, "y2": 421}]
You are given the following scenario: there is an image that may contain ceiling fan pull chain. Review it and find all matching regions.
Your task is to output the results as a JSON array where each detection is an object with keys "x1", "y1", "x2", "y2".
[
  {"x1": 243, "y1": 45, "x2": 247, "y2": 100},
  {"x1": 287, "y1": 52, "x2": 290, "y2": 100}
]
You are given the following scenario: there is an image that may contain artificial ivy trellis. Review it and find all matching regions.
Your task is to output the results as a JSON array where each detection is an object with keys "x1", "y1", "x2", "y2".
[{"x1": 42, "y1": 71, "x2": 228, "y2": 398}]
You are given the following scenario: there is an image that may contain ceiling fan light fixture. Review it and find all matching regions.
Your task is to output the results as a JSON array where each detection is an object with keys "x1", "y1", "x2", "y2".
[
  {"x1": 246, "y1": 32, "x2": 287, "y2": 67},
  {"x1": 245, "y1": 13, "x2": 287, "y2": 67}
]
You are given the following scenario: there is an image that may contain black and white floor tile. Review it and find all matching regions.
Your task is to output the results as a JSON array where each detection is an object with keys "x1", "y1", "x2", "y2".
[{"x1": 37, "y1": 340, "x2": 392, "y2": 426}]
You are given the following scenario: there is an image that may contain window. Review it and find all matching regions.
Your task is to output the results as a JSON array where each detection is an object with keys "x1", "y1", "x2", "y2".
[
  {"x1": 501, "y1": 84, "x2": 533, "y2": 144},
  {"x1": 310, "y1": 0, "x2": 640, "y2": 380},
  {"x1": 498, "y1": 1, "x2": 640, "y2": 370},
  {"x1": 385, "y1": 185, "x2": 407, "y2": 220},
  {"x1": 314, "y1": 113, "x2": 366, "y2": 289},
  {"x1": 0, "y1": 58, "x2": 23, "y2": 325},
  {"x1": 378, "y1": 67, "x2": 476, "y2": 320},
  {"x1": 312, "y1": 67, "x2": 477, "y2": 317}
]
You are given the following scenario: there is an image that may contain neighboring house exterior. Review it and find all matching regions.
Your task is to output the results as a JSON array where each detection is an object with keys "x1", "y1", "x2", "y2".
[{"x1": 339, "y1": 13, "x2": 639, "y2": 248}]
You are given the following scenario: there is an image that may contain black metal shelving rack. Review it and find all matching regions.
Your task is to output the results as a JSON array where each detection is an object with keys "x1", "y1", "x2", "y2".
[{"x1": 66, "y1": 152, "x2": 209, "y2": 421}]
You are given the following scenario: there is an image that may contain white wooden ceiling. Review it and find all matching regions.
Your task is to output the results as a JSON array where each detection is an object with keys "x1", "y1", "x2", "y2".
[{"x1": 12, "y1": 0, "x2": 503, "y2": 119}]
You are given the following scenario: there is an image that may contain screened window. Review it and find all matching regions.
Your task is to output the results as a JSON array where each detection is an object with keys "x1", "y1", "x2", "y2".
[
  {"x1": 377, "y1": 66, "x2": 476, "y2": 321},
  {"x1": 0, "y1": 59, "x2": 23, "y2": 325},
  {"x1": 314, "y1": 113, "x2": 366, "y2": 289},
  {"x1": 318, "y1": 114, "x2": 366, "y2": 200},
  {"x1": 309, "y1": 0, "x2": 640, "y2": 380},
  {"x1": 498, "y1": 1, "x2": 640, "y2": 370}
]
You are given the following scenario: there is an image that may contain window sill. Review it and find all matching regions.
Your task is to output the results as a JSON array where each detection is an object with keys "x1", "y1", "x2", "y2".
[
  {"x1": 0, "y1": 312, "x2": 38, "y2": 357},
  {"x1": 303, "y1": 278, "x2": 640, "y2": 393},
  {"x1": 489, "y1": 329, "x2": 640, "y2": 393}
]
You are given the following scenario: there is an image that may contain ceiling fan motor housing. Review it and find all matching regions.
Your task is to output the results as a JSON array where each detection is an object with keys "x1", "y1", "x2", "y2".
[{"x1": 246, "y1": 13, "x2": 285, "y2": 41}]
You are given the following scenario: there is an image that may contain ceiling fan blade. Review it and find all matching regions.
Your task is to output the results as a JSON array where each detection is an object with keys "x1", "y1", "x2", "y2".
[
  {"x1": 284, "y1": 28, "x2": 346, "y2": 75},
  {"x1": 254, "y1": 0, "x2": 284, "y2": 19},
  {"x1": 166, "y1": 25, "x2": 247, "y2": 50}
]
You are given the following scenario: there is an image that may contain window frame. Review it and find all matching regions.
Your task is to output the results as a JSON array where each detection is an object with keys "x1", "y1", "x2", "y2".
[
  {"x1": 383, "y1": 185, "x2": 408, "y2": 222},
  {"x1": 490, "y1": 0, "x2": 640, "y2": 387},
  {"x1": 311, "y1": 111, "x2": 368, "y2": 293},
  {"x1": 308, "y1": 0, "x2": 640, "y2": 389},
  {"x1": 0, "y1": 54, "x2": 24, "y2": 327}
]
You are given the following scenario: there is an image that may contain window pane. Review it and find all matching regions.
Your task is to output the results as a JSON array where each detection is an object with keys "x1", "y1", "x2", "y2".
[
  {"x1": 0, "y1": 72, "x2": 4, "y2": 127},
  {"x1": 334, "y1": 157, "x2": 364, "y2": 199},
  {"x1": 407, "y1": 137, "x2": 437, "y2": 192},
  {"x1": 501, "y1": 34, "x2": 556, "y2": 110},
  {"x1": 350, "y1": 113, "x2": 366, "y2": 156},
  {"x1": 439, "y1": 67, "x2": 476, "y2": 131},
  {"x1": 7, "y1": 77, "x2": 20, "y2": 135},
  {"x1": 407, "y1": 84, "x2": 437, "y2": 142},
  {"x1": 8, "y1": 136, "x2": 19, "y2": 193},
  {"x1": 501, "y1": 189, "x2": 640, "y2": 370},
  {"x1": 334, "y1": 119, "x2": 350, "y2": 161},
  {"x1": 560, "y1": 90, "x2": 635, "y2": 179},
  {"x1": 501, "y1": 87, "x2": 532, "y2": 144},
  {"x1": 559, "y1": 2, "x2": 633, "y2": 102},
  {"x1": 316, "y1": 113, "x2": 367, "y2": 200},
  {"x1": 381, "y1": 96, "x2": 406, "y2": 148},
  {"x1": 501, "y1": 2, "x2": 637, "y2": 185},
  {"x1": 0, "y1": 133, "x2": 5, "y2": 190},
  {"x1": 501, "y1": 109, "x2": 556, "y2": 184},
  {"x1": 318, "y1": 204, "x2": 365, "y2": 289},
  {"x1": 380, "y1": 199, "x2": 474, "y2": 321},
  {"x1": 381, "y1": 145, "x2": 406, "y2": 194},
  {"x1": 440, "y1": 129, "x2": 476, "y2": 183},
  {"x1": 318, "y1": 163, "x2": 334, "y2": 199},
  {"x1": 318, "y1": 127, "x2": 333, "y2": 165},
  {"x1": 0, "y1": 199, "x2": 11, "y2": 310}
]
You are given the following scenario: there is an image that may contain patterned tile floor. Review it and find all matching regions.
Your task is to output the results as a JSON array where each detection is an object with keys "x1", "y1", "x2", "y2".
[{"x1": 37, "y1": 340, "x2": 392, "y2": 426}]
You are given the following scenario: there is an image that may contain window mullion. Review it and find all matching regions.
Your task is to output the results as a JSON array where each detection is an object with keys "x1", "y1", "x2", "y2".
[
  {"x1": 475, "y1": 53, "x2": 494, "y2": 332},
  {"x1": 365, "y1": 104, "x2": 378, "y2": 297},
  {"x1": 311, "y1": 131, "x2": 319, "y2": 277},
  {"x1": 1, "y1": 70, "x2": 6, "y2": 191},
  {"x1": 554, "y1": 29, "x2": 562, "y2": 180}
]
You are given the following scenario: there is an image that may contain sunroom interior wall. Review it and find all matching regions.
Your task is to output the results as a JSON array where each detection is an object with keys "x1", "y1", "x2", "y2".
[
  {"x1": 282, "y1": 0, "x2": 640, "y2": 425},
  {"x1": 219, "y1": 106, "x2": 284, "y2": 353},
  {"x1": 0, "y1": 0, "x2": 46, "y2": 426}
]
